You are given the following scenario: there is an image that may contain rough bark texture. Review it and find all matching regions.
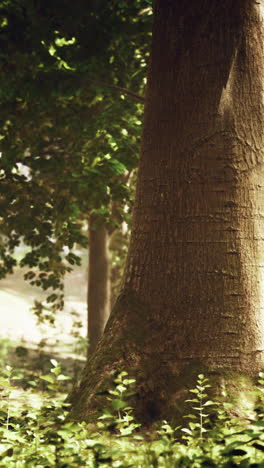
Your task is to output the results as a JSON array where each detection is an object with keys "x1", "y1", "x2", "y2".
[
  {"x1": 70, "y1": 0, "x2": 264, "y2": 423},
  {"x1": 87, "y1": 214, "x2": 110, "y2": 354}
]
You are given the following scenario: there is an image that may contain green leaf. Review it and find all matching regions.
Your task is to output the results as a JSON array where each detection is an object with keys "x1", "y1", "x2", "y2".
[
  {"x1": 181, "y1": 428, "x2": 193, "y2": 435},
  {"x1": 40, "y1": 375, "x2": 54, "y2": 383},
  {"x1": 252, "y1": 421, "x2": 264, "y2": 427},
  {"x1": 116, "y1": 384, "x2": 127, "y2": 393},
  {"x1": 50, "y1": 359, "x2": 58, "y2": 367},
  {"x1": 111, "y1": 399, "x2": 127, "y2": 411},
  {"x1": 123, "y1": 379, "x2": 136, "y2": 385},
  {"x1": 203, "y1": 400, "x2": 217, "y2": 406},
  {"x1": 183, "y1": 414, "x2": 197, "y2": 419},
  {"x1": 57, "y1": 375, "x2": 71, "y2": 381}
]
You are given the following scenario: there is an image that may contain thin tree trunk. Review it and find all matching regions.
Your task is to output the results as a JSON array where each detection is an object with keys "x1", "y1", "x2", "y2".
[
  {"x1": 87, "y1": 214, "x2": 110, "y2": 354},
  {"x1": 70, "y1": 0, "x2": 264, "y2": 423}
]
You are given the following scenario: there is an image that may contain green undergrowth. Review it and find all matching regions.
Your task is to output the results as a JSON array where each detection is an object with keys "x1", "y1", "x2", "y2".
[{"x1": 1, "y1": 362, "x2": 264, "y2": 468}]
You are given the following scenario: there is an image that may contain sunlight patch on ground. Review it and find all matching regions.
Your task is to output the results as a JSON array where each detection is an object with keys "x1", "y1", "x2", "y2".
[
  {"x1": 0, "y1": 290, "x2": 87, "y2": 345},
  {"x1": 0, "y1": 258, "x2": 88, "y2": 353}
]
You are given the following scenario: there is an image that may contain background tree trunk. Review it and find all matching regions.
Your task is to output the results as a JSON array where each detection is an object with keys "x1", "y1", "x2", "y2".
[
  {"x1": 87, "y1": 214, "x2": 110, "y2": 354},
  {"x1": 70, "y1": 0, "x2": 264, "y2": 423}
]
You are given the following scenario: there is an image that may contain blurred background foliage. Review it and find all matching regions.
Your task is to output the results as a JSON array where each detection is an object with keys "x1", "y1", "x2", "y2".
[{"x1": 0, "y1": 0, "x2": 152, "y2": 316}]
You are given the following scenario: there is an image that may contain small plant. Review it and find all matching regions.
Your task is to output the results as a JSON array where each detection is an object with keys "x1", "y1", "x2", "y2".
[
  {"x1": 255, "y1": 371, "x2": 264, "y2": 420},
  {"x1": 40, "y1": 358, "x2": 71, "y2": 393},
  {"x1": 0, "y1": 365, "x2": 16, "y2": 431},
  {"x1": 98, "y1": 371, "x2": 141, "y2": 436},
  {"x1": 182, "y1": 373, "x2": 217, "y2": 442}
]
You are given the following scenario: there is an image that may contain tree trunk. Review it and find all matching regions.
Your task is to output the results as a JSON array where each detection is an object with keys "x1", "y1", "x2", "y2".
[
  {"x1": 70, "y1": 0, "x2": 264, "y2": 423},
  {"x1": 87, "y1": 214, "x2": 110, "y2": 354}
]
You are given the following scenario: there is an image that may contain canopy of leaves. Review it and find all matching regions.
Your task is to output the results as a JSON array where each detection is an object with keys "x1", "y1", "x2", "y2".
[{"x1": 0, "y1": 0, "x2": 152, "y2": 313}]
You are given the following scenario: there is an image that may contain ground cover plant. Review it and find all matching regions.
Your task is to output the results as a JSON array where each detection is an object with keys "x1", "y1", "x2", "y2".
[{"x1": 1, "y1": 347, "x2": 264, "y2": 467}]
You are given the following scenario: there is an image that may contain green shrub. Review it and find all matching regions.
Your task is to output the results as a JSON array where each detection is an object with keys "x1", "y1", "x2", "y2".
[{"x1": 1, "y1": 362, "x2": 264, "y2": 467}]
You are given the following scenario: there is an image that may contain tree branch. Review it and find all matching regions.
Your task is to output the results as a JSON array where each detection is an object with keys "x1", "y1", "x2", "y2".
[{"x1": 87, "y1": 79, "x2": 145, "y2": 103}]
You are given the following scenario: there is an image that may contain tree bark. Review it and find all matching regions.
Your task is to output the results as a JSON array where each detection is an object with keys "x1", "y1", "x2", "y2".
[
  {"x1": 70, "y1": 0, "x2": 264, "y2": 423},
  {"x1": 87, "y1": 214, "x2": 110, "y2": 354}
]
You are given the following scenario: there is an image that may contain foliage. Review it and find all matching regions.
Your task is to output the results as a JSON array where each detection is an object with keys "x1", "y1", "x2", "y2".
[
  {"x1": 1, "y1": 352, "x2": 264, "y2": 467},
  {"x1": 0, "y1": 0, "x2": 151, "y2": 314}
]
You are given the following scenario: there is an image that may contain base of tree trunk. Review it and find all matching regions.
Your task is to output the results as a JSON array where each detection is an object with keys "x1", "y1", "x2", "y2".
[{"x1": 69, "y1": 291, "x2": 261, "y2": 425}]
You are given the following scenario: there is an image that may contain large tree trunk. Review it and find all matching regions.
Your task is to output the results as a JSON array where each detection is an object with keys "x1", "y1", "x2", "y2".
[
  {"x1": 87, "y1": 214, "x2": 110, "y2": 354},
  {"x1": 70, "y1": 0, "x2": 264, "y2": 423}
]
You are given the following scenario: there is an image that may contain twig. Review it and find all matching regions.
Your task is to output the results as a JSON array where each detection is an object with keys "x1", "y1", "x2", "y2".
[{"x1": 87, "y1": 79, "x2": 145, "y2": 102}]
